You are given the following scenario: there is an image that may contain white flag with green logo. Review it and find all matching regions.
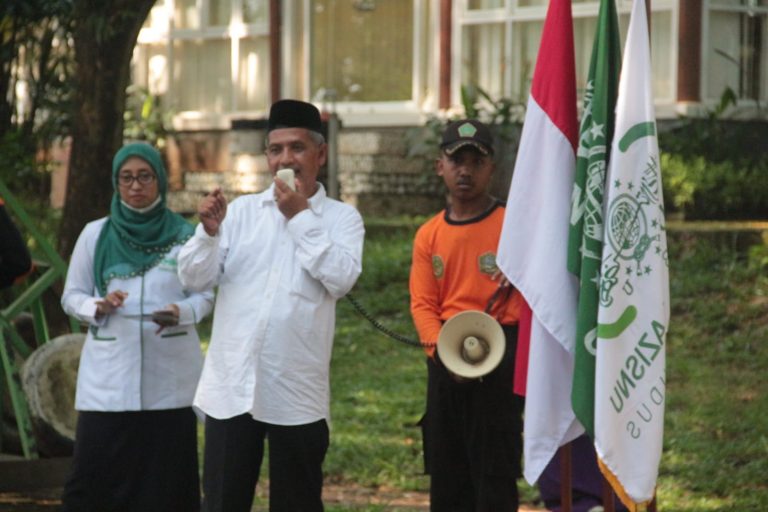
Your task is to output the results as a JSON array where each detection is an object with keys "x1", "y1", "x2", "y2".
[{"x1": 594, "y1": 0, "x2": 669, "y2": 507}]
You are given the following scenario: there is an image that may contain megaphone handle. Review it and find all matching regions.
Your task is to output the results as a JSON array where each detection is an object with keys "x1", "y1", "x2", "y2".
[{"x1": 484, "y1": 284, "x2": 513, "y2": 319}]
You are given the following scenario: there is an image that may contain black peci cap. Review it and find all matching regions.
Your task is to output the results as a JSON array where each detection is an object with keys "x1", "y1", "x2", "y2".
[
  {"x1": 440, "y1": 119, "x2": 494, "y2": 156},
  {"x1": 267, "y1": 99, "x2": 323, "y2": 134}
]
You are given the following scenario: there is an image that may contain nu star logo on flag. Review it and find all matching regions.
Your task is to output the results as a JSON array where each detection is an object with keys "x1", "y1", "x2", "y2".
[{"x1": 458, "y1": 123, "x2": 477, "y2": 137}]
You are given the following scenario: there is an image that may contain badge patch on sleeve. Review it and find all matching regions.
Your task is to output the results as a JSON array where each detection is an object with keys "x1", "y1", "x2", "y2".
[
  {"x1": 158, "y1": 257, "x2": 178, "y2": 272},
  {"x1": 478, "y1": 252, "x2": 498, "y2": 275},
  {"x1": 432, "y1": 255, "x2": 445, "y2": 279}
]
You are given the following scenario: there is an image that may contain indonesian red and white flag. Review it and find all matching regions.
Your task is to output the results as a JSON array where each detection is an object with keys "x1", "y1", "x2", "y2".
[{"x1": 497, "y1": 0, "x2": 583, "y2": 484}]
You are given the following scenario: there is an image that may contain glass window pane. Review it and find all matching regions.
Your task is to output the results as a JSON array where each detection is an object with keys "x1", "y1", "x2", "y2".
[
  {"x1": 144, "y1": 0, "x2": 169, "y2": 30},
  {"x1": 711, "y1": 0, "x2": 767, "y2": 6},
  {"x1": 467, "y1": 0, "x2": 504, "y2": 9},
  {"x1": 712, "y1": 0, "x2": 765, "y2": 7},
  {"x1": 708, "y1": 11, "x2": 768, "y2": 101},
  {"x1": 755, "y1": 14, "x2": 767, "y2": 100},
  {"x1": 518, "y1": 0, "x2": 591, "y2": 6},
  {"x1": 172, "y1": 39, "x2": 232, "y2": 112},
  {"x1": 243, "y1": 0, "x2": 268, "y2": 24},
  {"x1": 209, "y1": 0, "x2": 232, "y2": 26},
  {"x1": 712, "y1": 12, "x2": 744, "y2": 98},
  {"x1": 574, "y1": 11, "x2": 672, "y2": 101},
  {"x1": 311, "y1": 0, "x2": 413, "y2": 101},
  {"x1": 134, "y1": 44, "x2": 170, "y2": 96},
  {"x1": 174, "y1": 0, "x2": 200, "y2": 29},
  {"x1": 283, "y1": 4, "x2": 307, "y2": 99},
  {"x1": 573, "y1": 16, "x2": 598, "y2": 97},
  {"x1": 461, "y1": 23, "x2": 506, "y2": 99},
  {"x1": 650, "y1": 10, "x2": 673, "y2": 101},
  {"x1": 237, "y1": 37, "x2": 270, "y2": 110},
  {"x1": 708, "y1": 12, "x2": 748, "y2": 100},
  {"x1": 417, "y1": 0, "x2": 434, "y2": 101},
  {"x1": 742, "y1": 13, "x2": 768, "y2": 100},
  {"x1": 510, "y1": 20, "x2": 543, "y2": 100}
]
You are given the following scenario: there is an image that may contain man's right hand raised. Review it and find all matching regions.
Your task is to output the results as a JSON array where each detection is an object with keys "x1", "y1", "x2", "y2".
[{"x1": 199, "y1": 188, "x2": 228, "y2": 237}]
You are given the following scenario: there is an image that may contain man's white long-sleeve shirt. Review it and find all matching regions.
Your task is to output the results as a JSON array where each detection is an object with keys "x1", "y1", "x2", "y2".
[{"x1": 178, "y1": 184, "x2": 364, "y2": 425}]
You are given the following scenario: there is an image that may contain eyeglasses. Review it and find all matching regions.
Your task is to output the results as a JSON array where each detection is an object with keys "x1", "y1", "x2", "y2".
[{"x1": 118, "y1": 173, "x2": 156, "y2": 187}]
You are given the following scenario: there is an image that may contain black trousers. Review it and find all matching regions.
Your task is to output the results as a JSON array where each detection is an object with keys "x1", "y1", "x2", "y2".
[
  {"x1": 201, "y1": 413, "x2": 329, "y2": 512},
  {"x1": 61, "y1": 408, "x2": 200, "y2": 512},
  {"x1": 421, "y1": 324, "x2": 524, "y2": 512}
]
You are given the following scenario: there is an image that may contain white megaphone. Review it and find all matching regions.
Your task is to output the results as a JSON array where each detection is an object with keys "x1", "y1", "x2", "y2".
[{"x1": 436, "y1": 310, "x2": 505, "y2": 379}]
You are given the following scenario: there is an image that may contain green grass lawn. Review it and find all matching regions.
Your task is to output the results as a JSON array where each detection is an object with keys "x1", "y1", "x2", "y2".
[
  {"x1": 655, "y1": 230, "x2": 768, "y2": 510},
  {"x1": 319, "y1": 221, "x2": 768, "y2": 511}
]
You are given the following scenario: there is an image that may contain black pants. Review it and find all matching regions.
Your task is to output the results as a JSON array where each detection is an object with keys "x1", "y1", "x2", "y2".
[
  {"x1": 201, "y1": 413, "x2": 329, "y2": 512},
  {"x1": 421, "y1": 324, "x2": 524, "y2": 512},
  {"x1": 61, "y1": 408, "x2": 200, "y2": 512}
]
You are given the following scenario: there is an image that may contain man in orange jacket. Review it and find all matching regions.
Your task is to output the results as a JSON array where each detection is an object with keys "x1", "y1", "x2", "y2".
[{"x1": 410, "y1": 119, "x2": 525, "y2": 512}]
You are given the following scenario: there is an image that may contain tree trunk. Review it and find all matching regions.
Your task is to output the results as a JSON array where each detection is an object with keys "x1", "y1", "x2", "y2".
[
  {"x1": 0, "y1": 18, "x2": 20, "y2": 138},
  {"x1": 57, "y1": 1, "x2": 156, "y2": 259}
]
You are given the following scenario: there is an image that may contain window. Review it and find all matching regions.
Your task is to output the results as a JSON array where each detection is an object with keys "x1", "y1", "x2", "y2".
[
  {"x1": 135, "y1": 0, "x2": 270, "y2": 126},
  {"x1": 172, "y1": 39, "x2": 232, "y2": 113},
  {"x1": 310, "y1": 0, "x2": 415, "y2": 102},
  {"x1": 461, "y1": 22, "x2": 509, "y2": 99},
  {"x1": 706, "y1": 1, "x2": 768, "y2": 103},
  {"x1": 303, "y1": 0, "x2": 435, "y2": 123},
  {"x1": 453, "y1": 0, "x2": 675, "y2": 108},
  {"x1": 135, "y1": 0, "x2": 433, "y2": 127},
  {"x1": 133, "y1": 0, "x2": 685, "y2": 127},
  {"x1": 616, "y1": 8, "x2": 674, "y2": 103}
]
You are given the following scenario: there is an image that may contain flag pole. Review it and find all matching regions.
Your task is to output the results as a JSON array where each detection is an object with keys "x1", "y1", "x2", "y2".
[
  {"x1": 601, "y1": 475, "x2": 616, "y2": 512},
  {"x1": 599, "y1": 464, "x2": 662, "y2": 511},
  {"x1": 646, "y1": 6, "x2": 657, "y2": 512},
  {"x1": 559, "y1": 443, "x2": 573, "y2": 512}
]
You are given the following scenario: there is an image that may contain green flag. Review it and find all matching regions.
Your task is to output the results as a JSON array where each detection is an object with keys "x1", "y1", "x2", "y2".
[{"x1": 568, "y1": 0, "x2": 622, "y2": 438}]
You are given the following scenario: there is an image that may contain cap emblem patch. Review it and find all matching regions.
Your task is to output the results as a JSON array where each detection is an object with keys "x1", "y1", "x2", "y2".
[{"x1": 458, "y1": 123, "x2": 478, "y2": 138}]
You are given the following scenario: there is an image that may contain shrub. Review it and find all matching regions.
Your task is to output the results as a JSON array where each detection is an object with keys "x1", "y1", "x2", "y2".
[
  {"x1": 661, "y1": 153, "x2": 768, "y2": 220},
  {"x1": 659, "y1": 118, "x2": 768, "y2": 220}
]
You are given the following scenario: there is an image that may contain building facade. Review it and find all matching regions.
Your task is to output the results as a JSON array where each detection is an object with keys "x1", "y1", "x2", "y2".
[{"x1": 130, "y1": 0, "x2": 768, "y2": 214}]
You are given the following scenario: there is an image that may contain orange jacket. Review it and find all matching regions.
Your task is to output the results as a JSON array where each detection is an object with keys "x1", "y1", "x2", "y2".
[{"x1": 409, "y1": 202, "x2": 524, "y2": 357}]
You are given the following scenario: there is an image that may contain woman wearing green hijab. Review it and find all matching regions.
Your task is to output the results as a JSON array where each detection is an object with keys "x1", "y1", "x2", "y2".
[{"x1": 61, "y1": 142, "x2": 214, "y2": 511}]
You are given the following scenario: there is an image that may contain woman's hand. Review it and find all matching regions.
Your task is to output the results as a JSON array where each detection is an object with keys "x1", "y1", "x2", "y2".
[
  {"x1": 95, "y1": 290, "x2": 128, "y2": 318},
  {"x1": 152, "y1": 304, "x2": 180, "y2": 333}
]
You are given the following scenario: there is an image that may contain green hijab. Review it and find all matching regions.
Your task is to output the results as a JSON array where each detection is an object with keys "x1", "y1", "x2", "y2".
[{"x1": 93, "y1": 142, "x2": 193, "y2": 295}]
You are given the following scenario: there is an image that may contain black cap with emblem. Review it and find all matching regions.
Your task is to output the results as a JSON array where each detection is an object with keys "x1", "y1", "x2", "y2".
[{"x1": 440, "y1": 119, "x2": 495, "y2": 156}]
